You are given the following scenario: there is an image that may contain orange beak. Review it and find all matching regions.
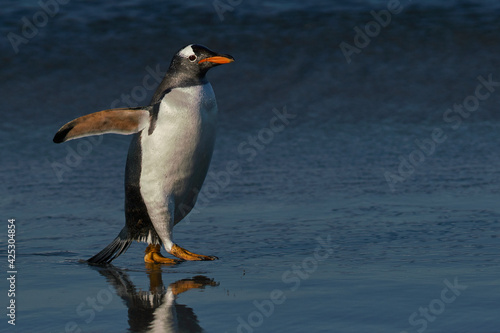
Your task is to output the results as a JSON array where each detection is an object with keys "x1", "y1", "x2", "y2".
[{"x1": 198, "y1": 56, "x2": 235, "y2": 64}]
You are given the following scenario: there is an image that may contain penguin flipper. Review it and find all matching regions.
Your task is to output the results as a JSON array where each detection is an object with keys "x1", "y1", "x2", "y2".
[{"x1": 53, "y1": 107, "x2": 151, "y2": 143}]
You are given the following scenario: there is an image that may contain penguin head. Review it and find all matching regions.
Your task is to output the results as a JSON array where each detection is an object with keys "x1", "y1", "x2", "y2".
[{"x1": 170, "y1": 44, "x2": 234, "y2": 80}]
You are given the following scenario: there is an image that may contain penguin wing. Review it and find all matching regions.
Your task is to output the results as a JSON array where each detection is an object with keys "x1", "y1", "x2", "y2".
[{"x1": 53, "y1": 107, "x2": 151, "y2": 143}]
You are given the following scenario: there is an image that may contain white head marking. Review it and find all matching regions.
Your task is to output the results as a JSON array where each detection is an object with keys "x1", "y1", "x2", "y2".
[{"x1": 178, "y1": 44, "x2": 195, "y2": 58}]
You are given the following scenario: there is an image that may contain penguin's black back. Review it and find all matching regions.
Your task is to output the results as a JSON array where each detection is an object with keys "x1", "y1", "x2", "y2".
[{"x1": 124, "y1": 133, "x2": 162, "y2": 244}]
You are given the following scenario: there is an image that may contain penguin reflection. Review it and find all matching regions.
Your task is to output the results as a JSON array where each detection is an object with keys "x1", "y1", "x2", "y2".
[{"x1": 95, "y1": 265, "x2": 218, "y2": 332}]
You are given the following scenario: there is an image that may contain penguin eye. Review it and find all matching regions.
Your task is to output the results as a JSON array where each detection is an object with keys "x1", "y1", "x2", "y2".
[{"x1": 188, "y1": 55, "x2": 197, "y2": 62}]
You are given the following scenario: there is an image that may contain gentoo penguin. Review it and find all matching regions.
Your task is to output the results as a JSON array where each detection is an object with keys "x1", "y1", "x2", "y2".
[{"x1": 53, "y1": 44, "x2": 234, "y2": 264}]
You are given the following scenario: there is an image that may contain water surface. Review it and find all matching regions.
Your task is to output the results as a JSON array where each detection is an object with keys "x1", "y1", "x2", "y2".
[{"x1": 1, "y1": 0, "x2": 500, "y2": 332}]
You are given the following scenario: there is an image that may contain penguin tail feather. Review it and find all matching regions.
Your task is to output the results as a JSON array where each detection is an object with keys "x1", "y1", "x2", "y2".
[{"x1": 87, "y1": 228, "x2": 131, "y2": 265}]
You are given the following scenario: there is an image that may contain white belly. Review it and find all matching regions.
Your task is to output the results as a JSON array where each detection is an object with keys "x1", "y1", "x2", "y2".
[{"x1": 139, "y1": 83, "x2": 217, "y2": 219}]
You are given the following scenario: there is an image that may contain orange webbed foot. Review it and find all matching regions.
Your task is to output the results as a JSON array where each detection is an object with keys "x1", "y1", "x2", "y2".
[
  {"x1": 144, "y1": 244, "x2": 180, "y2": 264},
  {"x1": 169, "y1": 244, "x2": 218, "y2": 261}
]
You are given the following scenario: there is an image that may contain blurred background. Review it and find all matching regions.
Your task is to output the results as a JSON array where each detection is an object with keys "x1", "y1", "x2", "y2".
[{"x1": 1, "y1": 0, "x2": 500, "y2": 332}]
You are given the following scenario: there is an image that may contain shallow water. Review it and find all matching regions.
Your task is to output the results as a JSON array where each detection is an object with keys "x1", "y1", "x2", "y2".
[{"x1": 1, "y1": 0, "x2": 500, "y2": 332}]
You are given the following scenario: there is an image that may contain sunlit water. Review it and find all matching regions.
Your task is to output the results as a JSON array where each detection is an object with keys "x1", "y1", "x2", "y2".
[{"x1": 1, "y1": 1, "x2": 500, "y2": 332}]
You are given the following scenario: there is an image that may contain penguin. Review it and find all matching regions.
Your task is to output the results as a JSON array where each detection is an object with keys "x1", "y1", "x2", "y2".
[{"x1": 53, "y1": 44, "x2": 234, "y2": 264}]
